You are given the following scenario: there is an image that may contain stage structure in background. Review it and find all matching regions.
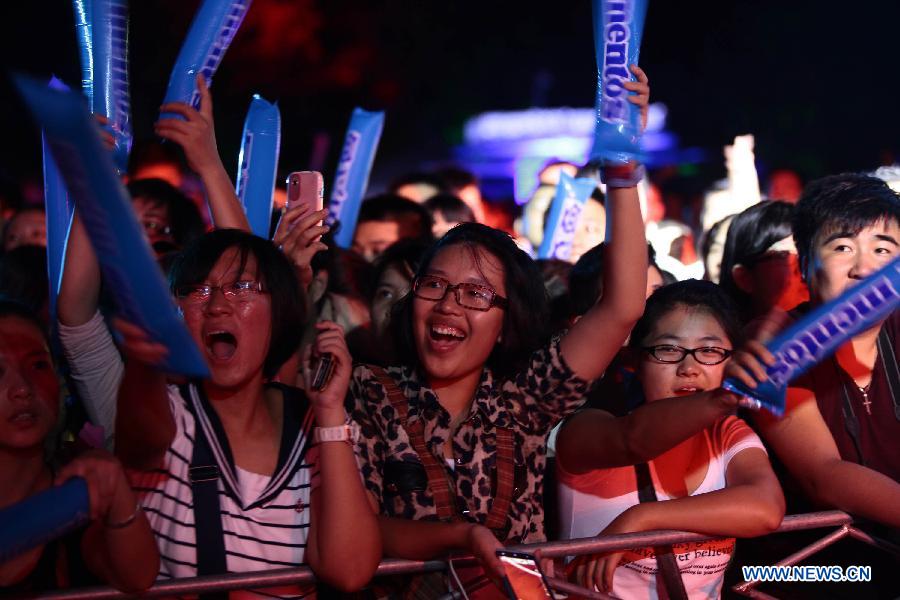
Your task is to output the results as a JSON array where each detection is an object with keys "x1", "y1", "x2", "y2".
[
  {"x1": 457, "y1": 103, "x2": 691, "y2": 204},
  {"x1": 236, "y1": 95, "x2": 281, "y2": 237}
]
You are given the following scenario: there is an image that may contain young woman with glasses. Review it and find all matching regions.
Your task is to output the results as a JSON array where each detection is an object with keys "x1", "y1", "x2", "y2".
[
  {"x1": 554, "y1": 280, "x2": 784, "y2": 598},
  {"x1": 113, "y1": 229, "x2": 380, "y2": 595},
  {"x1": 348, "y1": 157, "x2": 650, "y2": 594}
]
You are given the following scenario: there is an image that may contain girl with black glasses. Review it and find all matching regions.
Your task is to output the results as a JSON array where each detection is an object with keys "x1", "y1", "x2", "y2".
[{"x1": 554, "y1": 280, "x2": 784, "y2": 598}]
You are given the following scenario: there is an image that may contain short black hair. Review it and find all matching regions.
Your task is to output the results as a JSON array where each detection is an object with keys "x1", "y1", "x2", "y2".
[
  {"x1": 357, "y1": 193, "x2": 434, "y2": 239},
  {"x1": 127, "y1": 178, "x2": 207, "y2": 250},
  {"x1": 629, "y1": 279, "x2": 744, "y2": 351},
  {"x1": 370, "y1": 238, "x2": 431, "y2": 304},
  {"x1": 719, "y1": 201, "x2": 795, "y2": 314},
  {"x1": 423, "y1": 193, "x2": 476, "y2": 225},
  {"x1": 168, "y1": 229, "x2": 305, "y2": 379},
  {"x1": 793, "y1": 174, "x2": 900, "y2": 279},
  {"x1": 391, "y1": 223, "x2": 550, "y2": 379},
  {"x1": 568, "y1": 243, "x2": 660, "y2": 318}
]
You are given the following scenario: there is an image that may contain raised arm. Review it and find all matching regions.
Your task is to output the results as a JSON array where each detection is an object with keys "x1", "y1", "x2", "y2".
[
  {"x1": 560, "y1": 181, "x2": 647, "y2": 380},
  {"x1": 155, "y1": 75, "x2": 249, "y2": 231},
  {"x1": 112, "y1": 319, "x2": 174, "y2": 470},
  {"x1": 557, "y1": 389, "x2": 741, "y2": 474},
  {"x1": 305, "y1": 322, "x2": 380, "y2": 591}
]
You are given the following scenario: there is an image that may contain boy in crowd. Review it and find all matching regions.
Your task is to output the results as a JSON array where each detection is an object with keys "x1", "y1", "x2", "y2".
[{"x1": 729, "y1": 173, "x2": 899, "y2": 597}]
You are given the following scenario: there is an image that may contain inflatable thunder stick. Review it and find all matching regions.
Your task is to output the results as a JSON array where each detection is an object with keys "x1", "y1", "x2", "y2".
[
  {"x1": 161, "y1": 0, "x2": 252, "y2": 118},
  {"x1": 236, "y1": 95, "x2": 281, "y2": 238},
  {"x1": 537, "y1": 173, "x2": 597, "y2": 260},
  {"x1": 15, "y1": 76, "x2": 209, "y2": 379},
  {"x1": 44, "y1": 77, "x2": 76, "y2": 326},
  {"x1": 589, "y1": 0, "x2": 648, "y2": 164},
  {"x1": 0, "y1": 478, "x2": 89, "y2": 563},
  {"x1": 328, "y1": 108, "x2": 385, "y2": 248},
  {"x1": 723, "y1": 255, "x2": 900, "y2": 416},
  {"x1": 73, "y1": 0, "x2": 133, "y2": 172}
]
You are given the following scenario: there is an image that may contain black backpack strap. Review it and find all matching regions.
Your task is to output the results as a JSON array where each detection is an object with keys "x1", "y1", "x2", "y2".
[
  {"x1": 838, "y1": 381, "x2": 866, "y2": 466},
  {"x1": 634, "y1": 463, "x2": 689, "y2": 600},
  {"x1": 185, "y1": 385, "x2": 228, "y2": 599}
]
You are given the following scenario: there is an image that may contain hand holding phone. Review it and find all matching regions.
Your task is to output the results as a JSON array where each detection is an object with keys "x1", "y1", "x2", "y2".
[
  {"x1": 309, "y1": 353, "x2": 335, "y2": 391},
  {"x1": 286, "y1": 171, "x2": 324, "y2": 219},
  {"x1": 496, "y1": 551, "x2": 555, "y2": 600},
  {"x1": 273, "y1": 170, "x2": 329, "y2": 286}
]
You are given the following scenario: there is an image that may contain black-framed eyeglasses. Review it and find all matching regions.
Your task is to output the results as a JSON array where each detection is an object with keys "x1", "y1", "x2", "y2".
[
  {"x1": 643, "y1": 344, "x2": 733, "y2": 365},
  {"x1": 174, "y1": 280, "x2": 266, "y2": 304},
  {"x1": 412, "y1": 275, "x2": 508, "y2": 311}
]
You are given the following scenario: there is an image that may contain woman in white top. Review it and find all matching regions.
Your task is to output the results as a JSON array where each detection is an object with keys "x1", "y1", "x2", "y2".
[{"x1": 555, "y1": 280, "x2": 784, "y2": 599}]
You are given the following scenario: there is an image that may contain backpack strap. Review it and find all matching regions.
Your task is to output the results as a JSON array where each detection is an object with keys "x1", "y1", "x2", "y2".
[
  {"x1": 183, "y1": 384, "x2": 228, "y2": 600},
  {"x1": 634, "y1": 463, "x2": 689, "y2": 600},
  {"x1": 876, "y1": 326, "x2": 900, "y2": 421},
  {"x1": 483, "y1": 427, "x2": 515, "y2": 532},
  {"x1": 372, "y1": 368, "x2": 458, "y2": 521}
]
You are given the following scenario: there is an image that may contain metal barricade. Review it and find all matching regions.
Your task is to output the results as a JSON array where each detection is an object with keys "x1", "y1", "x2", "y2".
[{"x1": 34, "y1": 511, "x2": 898, "y2": 599}]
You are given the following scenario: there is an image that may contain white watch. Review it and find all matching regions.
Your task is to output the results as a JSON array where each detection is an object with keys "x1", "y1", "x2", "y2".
[{"x1": 313, "y1": 424, "x2": 360, "y2": 444}]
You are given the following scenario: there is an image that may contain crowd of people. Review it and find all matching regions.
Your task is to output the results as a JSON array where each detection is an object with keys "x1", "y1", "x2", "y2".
[{"x1": 0, "y1": 63, "x2": 898, "y2": 600}]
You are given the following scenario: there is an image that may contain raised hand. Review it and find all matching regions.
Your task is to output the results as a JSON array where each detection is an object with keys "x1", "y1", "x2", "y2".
[
  {"x1": 725, "y1": 339, "x2": 777, "y2": 391},
  {"x1": 303, "y1": 321, "x2": 351, "y2": 426},
  {"x1": 111, "y1": 317, "x2": 168, "y2": 367},
  {"x1": 624, "y1": 64, "x2": 650, "y2": 132},
  {"x1": 272, "y1": 206, "x2": 330, "y2": 288},
  {"x1": 155, "y1": 74, "x2": 220, "y2": 176}
]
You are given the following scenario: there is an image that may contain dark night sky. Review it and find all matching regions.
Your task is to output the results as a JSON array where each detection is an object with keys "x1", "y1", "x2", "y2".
[{"x1": 2, "y1": 0, "x2": 899, "y2": 194}]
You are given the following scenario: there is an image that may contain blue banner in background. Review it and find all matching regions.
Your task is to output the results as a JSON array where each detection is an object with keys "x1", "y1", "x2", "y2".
[
  {"x1": 161, "y1": 0, "x2": 252, "y2": 118},
  {"x1": 43, "y1": 77, "x2": 76, "y2": 326},
  {"x1": 328, "y1": 108, "x2": 385, "y2": 248},
  {"x1": 236, "y1": 95, "x2": 281, "y2": 238},
  {"x1": 73, "y1": 0, "x2": 132, "y2": 172},
  {"x1": 589, "y1": 0, "x2": 648, "y2": 164},
  {"x1": 0, "y1": 478, "x2": 89, "y2": 563},
  {"x1": 15, "y1": 76, "x2": 210, "y2": 379},
  {"x1": 723, "y1": 255, "x2": 900, "y2": 416},
  {"x1": 537, "y1": 173, "x2": 597, "y2": 260}
]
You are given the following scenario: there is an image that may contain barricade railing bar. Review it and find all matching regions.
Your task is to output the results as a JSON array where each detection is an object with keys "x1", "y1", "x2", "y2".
[{"x1": 35, "y1": 511, "x2": 895, "y2": 600}]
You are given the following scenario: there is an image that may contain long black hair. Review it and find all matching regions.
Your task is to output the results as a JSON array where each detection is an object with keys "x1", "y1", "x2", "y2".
[{"x1": 391, "y1": 223, "x2": 550, "y2": 379}]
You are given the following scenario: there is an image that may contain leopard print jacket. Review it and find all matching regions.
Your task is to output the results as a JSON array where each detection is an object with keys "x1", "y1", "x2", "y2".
[{"x1": 349, "y1": 337, "x2": 590, "y2": 543}]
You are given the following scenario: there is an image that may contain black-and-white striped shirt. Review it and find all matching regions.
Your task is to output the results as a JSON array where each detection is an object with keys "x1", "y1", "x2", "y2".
[{"x1": 129, "y1": 383, "x2": 318, "y2": 597}]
